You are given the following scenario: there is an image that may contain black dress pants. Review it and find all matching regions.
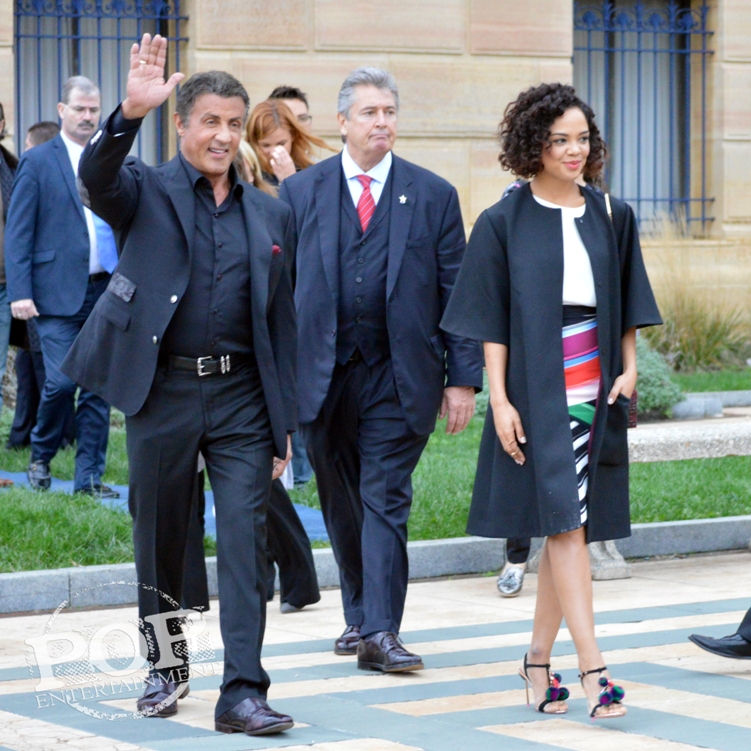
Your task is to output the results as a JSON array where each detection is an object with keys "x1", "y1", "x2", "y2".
[
  {"x1": 507, "y1": 537, "x2": 532, "y2": 565},
  {"x1": 126, "y1": 360, "x2": 274, "y2": 719},
  {"x1": 266, "y1": 480, "x2": 321, "y2": 609},
  {"x1": 302, "y1": 357, "x2": 429, "y2": 637},
  {"x1": 182, "y1": 477, "x2": 320, "y2": 614},
  {"x1": 739, "y1": 607, "x2": 751, "y2": 641},
  {"x1": 7, "y1": 349, "x2": 75, "y2": 450}
]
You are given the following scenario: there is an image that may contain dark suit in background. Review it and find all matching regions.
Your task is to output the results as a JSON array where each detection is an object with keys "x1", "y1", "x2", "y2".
[
  {"x1": 280, "y1": 150, "x2": 482, "y2": 645},
  {"x1": 5, "y1": 133, "x2": 114, "y2": 491},
  {"x1": 63, "y1": 105, "x2": 297, "y2": 719},
  {"x1": 0, "y1": 138, "x2": 19, "y2": 424}
]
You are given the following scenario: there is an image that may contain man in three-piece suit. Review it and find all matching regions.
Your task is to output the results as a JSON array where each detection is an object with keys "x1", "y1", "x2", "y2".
[
  {"x1": 279, "y1": 67, "x2": 483, "y2": 671},
  {"x1": 62, "y1": 35, "x2": 296, "y2": 736},
  {"x1": 5, "y1": 77, "x2": 117, "y2": 496}
]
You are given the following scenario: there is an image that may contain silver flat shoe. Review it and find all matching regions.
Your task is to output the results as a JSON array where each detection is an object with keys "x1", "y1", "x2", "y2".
[{"x1": 497, "y1": 566, "x2": 525, "y2": 597}]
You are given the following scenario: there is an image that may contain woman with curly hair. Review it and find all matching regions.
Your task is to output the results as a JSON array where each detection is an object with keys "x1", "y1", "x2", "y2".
[
  {"x1": 246, "y1": 99, "x2": 334, "y2": 188},
  {"x1": 441, "y1": 83, "x2": 661, "y2": 719}
]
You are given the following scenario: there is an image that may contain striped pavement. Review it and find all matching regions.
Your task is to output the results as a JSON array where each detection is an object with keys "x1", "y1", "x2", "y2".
[{"x1": 0, "y1": 551, "x2": 749, "y2": 750}]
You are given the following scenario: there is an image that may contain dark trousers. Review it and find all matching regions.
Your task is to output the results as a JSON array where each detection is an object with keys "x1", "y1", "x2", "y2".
[
  {"x1": 181, "y1": 470, "x2": 210, "y2": 612},
  {"x1": 7, "y1": 349, "x2": 75, "y2": 450},
  {"x1": 507, "y1": 537, "x2": 532, "y2": 565},
  {"x1": 302, "y1": 357, "x2": 429, "y2": 637},
  {"x1": 739, "y1": 607, "x2": 751, "y2": 642},
  {"x1": 33, "y1": 277, "x2": 110, "y2": 490},
  {"x1": 126, "y1": 360, "x2": 274, "y2": 719},
  {"x1": 182, "y1": 475, "x2": 320, "y2": 613},
  {"x1": 266, "y1": 480, "x2": 320, "y2": 608}
]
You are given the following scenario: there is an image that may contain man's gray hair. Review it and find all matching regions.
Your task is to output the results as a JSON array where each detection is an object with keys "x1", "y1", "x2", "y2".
[
  {"x1": 176, "y1": 71, "x2": 250, "y2": 124},
  {"x1": 337, "y1": 67, "x2": 399, "y2": 119},
  {"x1": 61, "y1": 76, "x2": 100, "y2": 104}
]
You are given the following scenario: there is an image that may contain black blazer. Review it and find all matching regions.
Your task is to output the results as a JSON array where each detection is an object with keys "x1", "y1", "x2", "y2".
[
  {"x1": 279, "y1": 153, "x2": 482, "y2": 436},
  {"x1": 61, "y1": 110, "x2": 297, "y2": 458}
]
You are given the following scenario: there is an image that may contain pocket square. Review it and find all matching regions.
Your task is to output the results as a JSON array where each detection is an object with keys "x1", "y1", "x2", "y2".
[{"x1": 272, "y1": 244, "x2": 282, "y2": 255}]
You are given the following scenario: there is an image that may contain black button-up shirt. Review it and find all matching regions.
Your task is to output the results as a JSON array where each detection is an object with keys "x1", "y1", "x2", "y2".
[{"x1": 160, "y1": 154, "x2": 253, "y2": 358}]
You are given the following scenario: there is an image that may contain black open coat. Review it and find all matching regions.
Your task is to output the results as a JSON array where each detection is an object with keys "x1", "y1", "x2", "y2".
[{"x1": 440, "y1": 183, "x2": 661, "y2": 542}]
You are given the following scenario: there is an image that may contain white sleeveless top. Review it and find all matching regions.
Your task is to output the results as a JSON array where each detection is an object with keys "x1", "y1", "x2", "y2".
[{"x1": 533, "y1": 194, "x2": 596, "y2": 307}]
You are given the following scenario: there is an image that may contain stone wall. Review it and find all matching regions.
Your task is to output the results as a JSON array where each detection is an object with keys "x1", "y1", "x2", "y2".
[
  {"x1": 708, "y1": 0, "x2": 751, "y2": 238},
  {"x1": 0, "y1": 0, "x2": 14, "y2": 149},
  {"x1": 184, "y1": 0, "x2": 573, "y2": 224}
]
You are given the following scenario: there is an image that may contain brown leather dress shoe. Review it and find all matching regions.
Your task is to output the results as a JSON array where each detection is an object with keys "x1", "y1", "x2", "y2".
[
  {"x1": 357, "y1": 631, "x2": 424, "y2": 672},
  {"x1": 334, "y1": 624, "x2": 361, "y2": 655},
  {"x1": 215, "y1": 697, "x2": 294, "y2": 736},
  {"x1": 136, "y1": 675, "x2": 190, "y2": 717}
]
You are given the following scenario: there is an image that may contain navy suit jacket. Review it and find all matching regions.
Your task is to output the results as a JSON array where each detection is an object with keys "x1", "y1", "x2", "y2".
[
  {"x1": 279, "y1": 152, "x2": 482, "y2": 436},
  {"x1": 60, "y1": 110, "x2": 297, "y2": 458},
  {"x1": 5, "y1": 134, "x2": 93, "y2": 316}
]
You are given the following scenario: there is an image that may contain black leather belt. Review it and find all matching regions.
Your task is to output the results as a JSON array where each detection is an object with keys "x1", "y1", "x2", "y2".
[
  {"x1": 88, "y1": 272, "x2": 110, "y2": 284},
  {"x1": 160, "y1": 353, "x2": 254, "y2": 376}
]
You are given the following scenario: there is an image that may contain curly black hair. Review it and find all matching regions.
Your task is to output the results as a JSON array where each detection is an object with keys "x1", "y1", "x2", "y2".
[{"x1": 498, "y1": 83, "x2": 606, "y2": 181}]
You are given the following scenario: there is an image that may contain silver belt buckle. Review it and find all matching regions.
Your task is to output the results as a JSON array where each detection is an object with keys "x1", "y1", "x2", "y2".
[
  {"x1": 220, "y1": 355, "x2": 230, "y2": 374},
  {"x1": 196, "y1": 355, "x2": 211, "y2": 377}
]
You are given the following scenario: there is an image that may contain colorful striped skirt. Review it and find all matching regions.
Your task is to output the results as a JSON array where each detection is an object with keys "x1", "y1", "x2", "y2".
[{"x1": 562, "y1": 306, "x2": 601, "y2": 526}]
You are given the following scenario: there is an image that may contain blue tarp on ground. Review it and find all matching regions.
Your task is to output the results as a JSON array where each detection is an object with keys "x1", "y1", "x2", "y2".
[{"x1": 0, "y1": 469, "x2": 329, "y2": 541}]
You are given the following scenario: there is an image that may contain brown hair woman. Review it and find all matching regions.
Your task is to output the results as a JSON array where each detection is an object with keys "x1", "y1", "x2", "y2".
[{"x1": 246, "y1": 99, "x2": 334, "y2": 187}]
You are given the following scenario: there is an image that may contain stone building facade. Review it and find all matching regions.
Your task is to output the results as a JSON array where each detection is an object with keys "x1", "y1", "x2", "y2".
[{"x1": 0, "y1": 0, "x2": 749, "y2": 240}]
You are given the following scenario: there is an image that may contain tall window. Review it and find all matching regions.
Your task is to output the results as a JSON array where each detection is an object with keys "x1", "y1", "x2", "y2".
[
  {"x1": 574, "y1": 1, "x2": 713, "y2": 230},
  {"x1": 15, "y1": 0, "x2": 188, "y2": 164}
]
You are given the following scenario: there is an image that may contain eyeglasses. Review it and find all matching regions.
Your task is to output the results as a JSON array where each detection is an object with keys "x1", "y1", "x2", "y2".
[{"x1": 297, "y1": 114, "x2": 312, "y2": 125}]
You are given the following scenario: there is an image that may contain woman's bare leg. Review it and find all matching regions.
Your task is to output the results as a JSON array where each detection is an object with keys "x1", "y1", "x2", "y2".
[
  {"x1": 524, "y1": 540, "x2": 567, "y2": 711},
  {"x1": 544, "y1": 527, "x2": 625, "y2": 716}
]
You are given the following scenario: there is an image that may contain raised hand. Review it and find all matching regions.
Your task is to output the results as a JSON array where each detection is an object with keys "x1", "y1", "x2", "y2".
[{"x1": 122, "y1": 33, "x2": 185, "y2": 120}]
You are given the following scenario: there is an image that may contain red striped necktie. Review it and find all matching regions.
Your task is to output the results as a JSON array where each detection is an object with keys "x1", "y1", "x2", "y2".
[{"x1": 356, "y1": 174, "x2": 375, "y2": 232}]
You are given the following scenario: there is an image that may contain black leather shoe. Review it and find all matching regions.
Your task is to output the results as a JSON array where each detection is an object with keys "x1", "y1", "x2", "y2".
[
  {"x1": 334, "y1": 624, "x2": 361, "y2": 655},
  {"x1": 357, "y1": 631, "x2": 424, "y2": 672},
  {"x1": 77, "y1": 484, "x2": 121, "y2": 499},
  {"x1": 215, "y1": 697, "x2": 294, "y2": 736},
  {"x1": 27, "y1": 461, "x2": 51, "y2": 490},
  {"x1": 689, "y1": 632, "x2": 751, "y2": 659},
  {"x1": 136, "y1": 675, "x2": 190, "y2": 717}
]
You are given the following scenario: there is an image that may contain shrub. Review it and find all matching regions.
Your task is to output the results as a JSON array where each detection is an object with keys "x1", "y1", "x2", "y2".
[
  {"x1": 635, "y1": 335, "x2": 683, "y2": 416},
  {"x1": 644, "y1": 293, "x2": 750, "y2": 372}
]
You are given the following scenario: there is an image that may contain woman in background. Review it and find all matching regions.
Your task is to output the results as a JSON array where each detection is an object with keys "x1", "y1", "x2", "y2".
[
  {"x1": 246, "y1": 99, "x2": 333, "y2": 188},
  {"x1": 441, "y1": 83, "x2": 661, "y2": 719}
]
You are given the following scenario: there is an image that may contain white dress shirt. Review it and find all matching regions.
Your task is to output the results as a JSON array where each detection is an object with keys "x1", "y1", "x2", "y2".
[
  {"x1": 532, "y1": 194, "x2": 596, "y2": 307},
  {"x1": 60, "y1": 130, "x2": 104, "y2": 274},
  {"x1": 341, "y1": 146, "x2": 392, "y2": 208}
]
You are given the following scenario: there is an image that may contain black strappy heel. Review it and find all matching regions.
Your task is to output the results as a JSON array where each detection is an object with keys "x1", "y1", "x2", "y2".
[
  {"x1": 518, "y1": 653, "x2": 569, "y2": 714},
  {"x1": 578, "y1": 666, "x2": 626, "y2": 719}
]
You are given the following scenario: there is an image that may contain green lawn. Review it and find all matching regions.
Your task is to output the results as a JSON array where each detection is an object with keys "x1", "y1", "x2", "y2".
[
  {"x1": 670, "y1": 368, "x2": 751, "y2": 393},
  {"x1": 2, "y1": 409, "x2": 751, "y2": 572}
]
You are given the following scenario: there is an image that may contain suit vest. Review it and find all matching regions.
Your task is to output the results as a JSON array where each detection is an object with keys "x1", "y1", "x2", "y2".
[{"x1": 336, "y1": 170, "x2": 392, "y2": 365}]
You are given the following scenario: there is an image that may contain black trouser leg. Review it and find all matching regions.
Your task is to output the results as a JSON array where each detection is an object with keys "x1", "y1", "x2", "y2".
[
  {"x1": 266, "y1": 479, "x2": 320, "y2": 609},
  {"x1": 7, "y1": 350, "x2": 39, "y2": 448},
  {"x1": 507, "y1": 537, "x2": 532, "y2": 565},
  {"x1": 127, "y1": 363, "x2": 274, "y2": 719},
  {"x1": 305, "y1": 358, "x2": 428, "y2": 636},
  {"x1": 181, "y1": 471, "x2": 210, "y2": 612},
  {"x1": 738, "y1": 606, "x2": 751, "y2": 641},
  {"x1": 303, "y1": 365, "x2": 364, "y2": 627}
]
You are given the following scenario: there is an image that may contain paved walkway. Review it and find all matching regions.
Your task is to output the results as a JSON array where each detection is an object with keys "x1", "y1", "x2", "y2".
[{"x1": 1, "y1": 552, "x2": 750, "y2": 750}]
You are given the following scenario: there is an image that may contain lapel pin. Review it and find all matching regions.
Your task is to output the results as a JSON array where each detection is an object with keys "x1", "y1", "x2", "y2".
[{"x1": 399, "y1": 195, "x2": 407, "y2": 204}]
